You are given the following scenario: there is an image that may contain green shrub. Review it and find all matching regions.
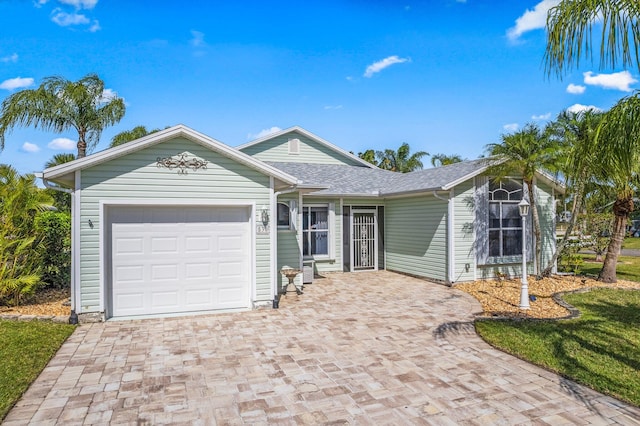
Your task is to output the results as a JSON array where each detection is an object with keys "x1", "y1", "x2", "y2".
[
  {"x1": 0, "y1": 236, "x2": 42, "y2": 306},
  {"x1": 558, "y1": 237, "x2": 583, "y2": 274},
  {"x1": 34, "y1": 211, "x2": 71, "y2": 289}
]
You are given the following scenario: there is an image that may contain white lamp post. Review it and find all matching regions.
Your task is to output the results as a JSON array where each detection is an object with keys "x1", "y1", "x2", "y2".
[{"x1": 518, "y1": 198, "x2": 530, "y2": 310}]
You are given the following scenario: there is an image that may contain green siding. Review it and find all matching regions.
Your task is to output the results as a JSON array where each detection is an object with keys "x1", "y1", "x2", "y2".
[
  {"x1": 276, "y1": 194, "x2": 301, "y2": 290},
  {"x1": 385, "y1": 195, "x2": 448, "y2": 281},
  {"x1": 536, "y1": 181, "x2": 556, "y2": 271},
  {"x1": 79, "y1": 137, "x2": 273, "y2": 314},
  {"x1": 240, "y1": 131, "x2": 363, "y2": 166},
  {"x1": 453, "y1": 180, "x2": 476, "y2": 282}
]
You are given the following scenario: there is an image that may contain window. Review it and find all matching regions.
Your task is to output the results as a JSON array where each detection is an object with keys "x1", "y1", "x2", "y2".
[
  {"x1": 277, "y1": 202, "x2": 291, "y2": 229},
  {"x1": 302, "y1": 205, "x2": 329, "y2": 256},
  {"x1": 488, "y1": 179, "x2": 523, "y2": 257}
]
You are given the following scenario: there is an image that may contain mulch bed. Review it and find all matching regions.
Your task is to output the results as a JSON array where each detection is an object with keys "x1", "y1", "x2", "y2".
[
  {"x1": 456, "y1": 275, "x2": 640, "y2": 319},
  {"x1": 0, "y1": 288, "x2": 71, "y2": 317}
]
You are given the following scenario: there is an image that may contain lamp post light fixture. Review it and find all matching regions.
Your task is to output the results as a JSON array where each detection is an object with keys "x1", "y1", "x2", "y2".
[{"x1": 518, "y1": 198, "x2": 530, "y2": 310}]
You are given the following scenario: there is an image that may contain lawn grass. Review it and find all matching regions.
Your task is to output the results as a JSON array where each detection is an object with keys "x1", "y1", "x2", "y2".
[
  {"x1": 623, "y1": 237, "x2": 640, "y2": 250},
  {"x1": 0, "y1": 320, "x2": 75, "y2": 420},
  {"x1": 580, "y1": 255, "x2": 640, "y2": 282},
  {"x1": 476, "y1": 288, "x2": 640, "y2": 406}
]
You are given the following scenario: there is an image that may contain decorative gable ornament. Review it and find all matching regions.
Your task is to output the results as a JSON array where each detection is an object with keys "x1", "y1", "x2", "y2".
[{"x1": 157, "y1": 152, "x2": 208, "y2": 175}]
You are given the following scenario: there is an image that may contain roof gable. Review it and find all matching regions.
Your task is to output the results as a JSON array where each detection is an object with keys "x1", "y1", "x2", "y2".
[
  {"x1": 42, "y1": 125, "x2": 300, "y2": 188},
  {"x1": 237, "y1": 126, "x2": 377, "y2": 168}
]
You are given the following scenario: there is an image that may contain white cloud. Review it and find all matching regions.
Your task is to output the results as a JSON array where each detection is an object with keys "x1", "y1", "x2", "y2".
[
  {"x1": 99, "y1": 88, "x2": 117, "y2": 102},
  {"x1": 22, "y1": 142, "x2": 40, "y2": 153},
  {"x1": 190, "y1": 30, "x2": 205, "y2": 47},
  {"x1": 58, "y1": 0, "x2": 98, "y2": 9},
  {"x1": 583, "y1": 70, "x2": 637, "y2": 92},
  {"x1": 0, "y1": 53, "x2": 18, "y2": 63},
  {"x1": 48, "y1": 137, "x2": 75, "y2": 150},
  {"x1": 324, "y1": 105, "x2": 343, "y2": 110},
  {"x1": 507, "y1": 0, "x2": 561, "y2": 41},
  {"x1": 566, "y1": 83, "x2": 586, "y2": 94},
  {"x1": 364, "y1": 55, "x2": 410, "y2": 78},
  {"x1": 503, "y1": 123, "x2": 519, "y2": 132},
  {"x1": 89, "y1": 20, "x2": 100, "y2": 32},
  {"x1": 532, "y1": 112, "x2": 551, "y2": 120},
  {"x1": 248, "y1": 127, "x2": 282, "y2": 140},
  {"x1": 0, "y1": 77, "x2": 34, "y2": 90},
  {"x1": 566, "y1": 103, "x2": 602, "y2": 114},
  {"x1": 51, "y1": 9, "x2": 90, "y2": 26}
]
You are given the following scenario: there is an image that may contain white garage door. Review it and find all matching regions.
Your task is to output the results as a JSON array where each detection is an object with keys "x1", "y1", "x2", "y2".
[{"x1": 109, "y1": 205, "x2": 251, "y2": 318}]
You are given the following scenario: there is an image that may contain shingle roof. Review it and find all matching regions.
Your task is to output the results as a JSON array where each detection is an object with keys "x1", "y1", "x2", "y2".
[{"x1": 267, "y1": 158, "x2": 494, "y2": 197}]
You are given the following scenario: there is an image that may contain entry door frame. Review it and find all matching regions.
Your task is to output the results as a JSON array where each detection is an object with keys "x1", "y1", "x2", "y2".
[{"x1": 350, "y1": 208, "x2": 378, "y2": 272}]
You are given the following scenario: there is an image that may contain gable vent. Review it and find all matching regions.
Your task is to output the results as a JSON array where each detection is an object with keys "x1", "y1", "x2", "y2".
[{"x1": 288, "y1": 138, "x2": 300, "y2": 154}]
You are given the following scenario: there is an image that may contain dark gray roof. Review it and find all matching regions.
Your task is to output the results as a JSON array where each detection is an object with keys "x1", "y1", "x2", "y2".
[
  {"x1": 379, "y1": 158, "x2": 492, "y2": 196},
  {"x1": 266, "y1": 162, "x2": 398, "y2": 196},
  {"x1": 267, "y1": 158, "x2": 493, "y2": 197}
]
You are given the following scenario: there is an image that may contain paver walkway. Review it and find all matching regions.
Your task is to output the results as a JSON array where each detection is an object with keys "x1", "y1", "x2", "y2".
[{"x1": 4, "y1": 271, "x2": 640, "y2": 425}]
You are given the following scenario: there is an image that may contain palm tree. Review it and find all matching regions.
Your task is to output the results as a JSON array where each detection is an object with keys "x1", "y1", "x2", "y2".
[
  {"x1": 110, "y1": 125, "x2": 161, "y2": 148},
  {"x1": 376, "y1": 143, "x2": 428, "y2": 173},
  {"x1": 43, "y1": 153, "x2": 76, "y2": 212},
  {"x1": 593, "y1": 93, "x2": 640, "y2": 282},
  {"x1": 0, "y1": 73, "x2": 126, "y2": 158},
  {"x1": 541, "y1": 110, "x2": 604, "y2": 276},
  {"x1": 357, "y1": 149, "x2": 378, "y2": 167},
  {"x1": 431, "y1": 153, "x2": 463, "y2": 167},
  {"x1": 486, "y1": 123, "x2": 561, "y2": 275},
  {"x1": 545, "y1": 0, "x2": 640, "y2": 76}
]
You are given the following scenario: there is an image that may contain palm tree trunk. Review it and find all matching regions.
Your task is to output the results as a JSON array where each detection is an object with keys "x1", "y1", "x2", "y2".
[
  {"x1": 541, "y1": 177, "x2": 587, "y2": 277},
  {"x1": 77, "y1": 130, "x2": 87, "y2": 158},
  {"x1": 598, "y1": 197, "x2": 634, "y2": 283}
]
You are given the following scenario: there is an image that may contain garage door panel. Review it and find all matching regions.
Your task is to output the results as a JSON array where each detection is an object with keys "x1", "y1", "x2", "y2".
[
  {"x1": 150, "y1": 263, "x2": 179, "y2": 280},
  {"x1": 185, "y1": 262, "x2": 213, "y2": 279},
  {"x1": 110, "y1": 205, "x2": 251, "y2": 317}
]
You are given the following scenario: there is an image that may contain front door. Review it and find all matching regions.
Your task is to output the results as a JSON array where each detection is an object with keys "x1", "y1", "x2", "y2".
[{"x1": 351, "y1": 210, "x2": 377, "y2": 271}]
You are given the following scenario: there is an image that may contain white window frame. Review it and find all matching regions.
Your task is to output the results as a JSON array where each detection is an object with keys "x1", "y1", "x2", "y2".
[
  {"x1": 301, "y1": 203, "x2": 334, "y2": 259},
  {"x1": 488, "y1": 178, "x2": 524, "y2": 258},
  {"x1": 277, "y1": 202, "x2": 292, "y2": 230}
]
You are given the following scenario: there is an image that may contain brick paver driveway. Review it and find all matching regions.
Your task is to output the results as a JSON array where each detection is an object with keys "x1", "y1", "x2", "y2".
[{"x1": 5, "y1": 271, "x2": 640, "y2": 425}]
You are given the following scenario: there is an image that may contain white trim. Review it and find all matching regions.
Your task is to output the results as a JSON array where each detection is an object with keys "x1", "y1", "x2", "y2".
[
  {"x1": 269, "y1": 176, "x2": 276, "y2": 301},
  {"x1": 350, "y1": 207, "x2": 379, "y2": 272},
  {"x1": 448, "y1": 189, "x2": 455, "y2": 284},
  {"x1": 43, "y1": 125, "x2": 300, "y2": 186},
  {"x1": 236, "y1": 126, "x2": 378, "y2": 169},
  {"x1": 72, "y1": 171, "x2": 81, "y2": 314},
  {"x1": 298, "y1": 192, "x2": 303, "y2": 272},
  {"x1": 473, "y1": 177, "x2": 478, "y2": 281},
  {"x1": 99, "y1": 199, "x2": 256, "y2": 319},
  {"x1": 339, "y1": 198, "x2": 344, "y2": 270}
]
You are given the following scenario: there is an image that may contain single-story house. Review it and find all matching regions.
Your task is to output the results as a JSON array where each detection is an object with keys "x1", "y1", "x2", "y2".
[{"x1": 41, "y1": 125, "x2": 562, "y2": 322}]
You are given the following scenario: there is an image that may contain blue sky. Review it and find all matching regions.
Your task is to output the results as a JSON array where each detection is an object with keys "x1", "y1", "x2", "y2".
[{"x1": 1, "y1": 0, "x2": 637, "y2": 175}]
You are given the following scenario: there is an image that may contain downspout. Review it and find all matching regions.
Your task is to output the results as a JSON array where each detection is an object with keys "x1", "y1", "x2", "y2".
[
  {"x1": 36, "y1": 173, "x2": 78, "y2": 324},
  {"x1": 433, "y1": 190, "x2": 455, "y2": 284},
  {"x1": 272, "y1": 185, "x2": 299, "y2": 307}
]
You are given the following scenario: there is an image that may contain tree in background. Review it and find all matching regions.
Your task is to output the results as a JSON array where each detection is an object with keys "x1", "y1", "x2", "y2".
[
  {"x1": 486, "y1": 123, "x2": 560, "y2": 275},
  {"x1": 357, "y1": 149, "x2": 378, "y2": 167},
  {"x1": 593, "y1": 94, "x2": 640, "y2": 282},
  {"x1": 376, "y1": 143, "x2": 428, "y2": 173},
  {"x1": 110, "y1": 125, "x2": 161, "y2": 148},
  {"x1": 431, "y1": 153, "x2": 463, "y2": 167},
  {"x1": 541, "y1": 110, "x2": 603, "y2": 276},
  {"x1": 43, "y1": 153, "x2": 75, "y2": 212},
  {"x1": 544, "y1": 0, "x2": 640, "y2": 282},
  {"x1": 0, "y1": 74, "x2": 125, "y2": 158},
  {"x1": 545, "y1": 0, "x2": 640, "y2": 77}
]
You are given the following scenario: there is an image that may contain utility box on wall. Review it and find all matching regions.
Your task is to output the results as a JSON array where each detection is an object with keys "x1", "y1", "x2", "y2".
[{"x1": 303, "y1": 260, "x2": 314, "y2": 284}]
